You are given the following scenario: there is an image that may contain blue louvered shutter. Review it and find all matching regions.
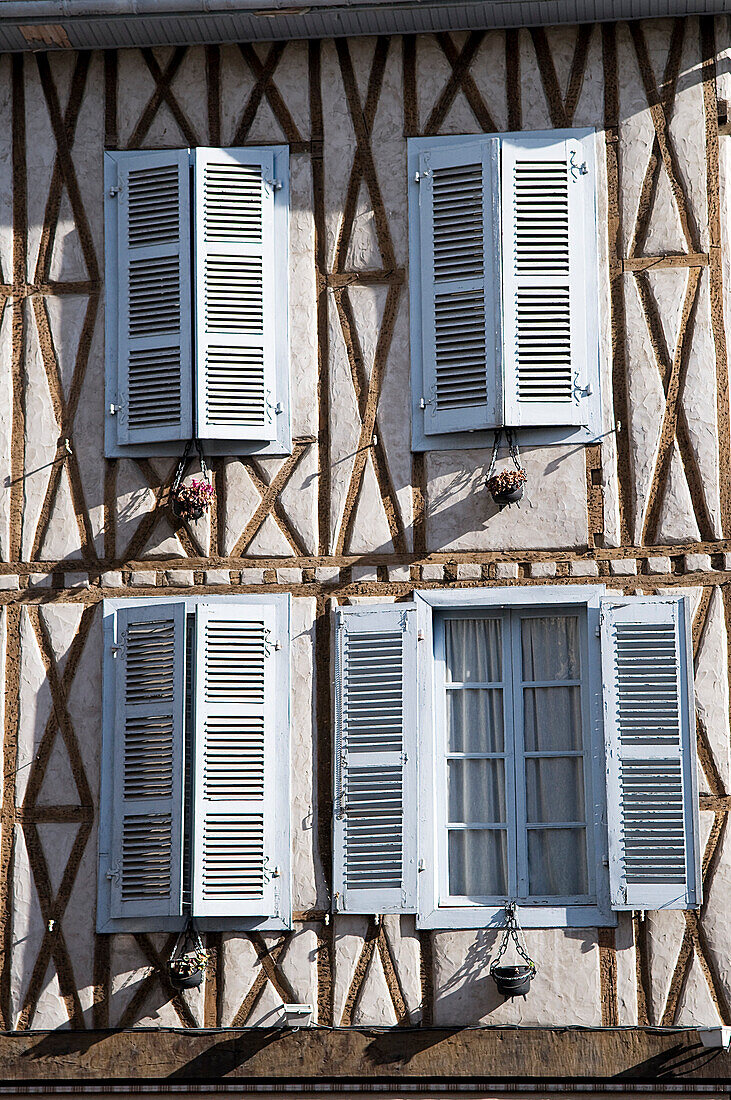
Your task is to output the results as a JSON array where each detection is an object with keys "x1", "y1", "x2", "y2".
[
  {"x1": 600, "y1": 597, "x2": 701, "y2": 910},
  {"x1": 501, "y1": 133, "x2": 596, "y2": 428},
  {"x1": 108, "y1": 150, "x2": 193, "y2": 446},
  {"x1": 194, "y1": 148, "x2": 281, "y2": 442},
  {"x1": 334, "y1": 604, "x2": 418, "y2": 913},
  {"x1": 418, "y1": 140, "x2": 501, "y2": 434},
  {"x1": 108, "y1": 603, "x2": 186, "y2": 919},
  {"x1": 192, "y1": 603, "x2": 278, "y2": 917}
]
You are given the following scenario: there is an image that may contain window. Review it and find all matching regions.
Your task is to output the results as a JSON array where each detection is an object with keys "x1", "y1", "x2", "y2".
[
  {"x1": 104, "y1": 147, "x2": 290, "y2": 459},
  {"x1": 408, "y1": 129, "x2": 601, "y2": 451},
  {"x1": 436, "y1": 609, "x2": 592, "y2": 906},
  {"x1": 333, "y1": 588, "x2": 701, "y2": 929},
  {"x1": 97, "y1": 596, "x2": 291, "y2": 933}
]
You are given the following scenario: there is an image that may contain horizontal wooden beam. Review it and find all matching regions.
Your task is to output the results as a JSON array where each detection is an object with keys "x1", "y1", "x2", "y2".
[
  {"x1": 0, "y1": 1027, "x2": 725, "y2": 1083},
  {"x1": 623, "y1": 253, "x2": 709, "y2": 271}
]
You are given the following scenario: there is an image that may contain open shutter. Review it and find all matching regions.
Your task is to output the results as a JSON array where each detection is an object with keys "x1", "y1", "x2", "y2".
[
  {"x1": 502, "y1": 133, "x2": 595, "y2": 428},
  {"x1": 192, "y1": 603, "x2": 277, "y2": 917},
  {"x1": 194, "y1": 148, "x2": 278, "y2": 442},
  {"x1": 601, "y1": 597, "x2": 701, "y2": 910},
  {"x1": 418, "y1": 140, "x2": 500, "y2": 434},
  {"x1": 109, "y1": 603, "x2": 186, "y2": 919},
  {"x1": 113, "y1": 150, "x2": 193, "y2": 445},
  {"x1": 334, "y1": 604, "x2": 418, "y2": 913}
]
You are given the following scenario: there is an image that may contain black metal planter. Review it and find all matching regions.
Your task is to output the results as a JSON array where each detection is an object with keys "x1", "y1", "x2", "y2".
[
  {"x1": 168, "y1": 966, "x2": 205, "y2": 991},
  {"x1": 491, "y1": 963, "x2": 534, "y2": 997},
  {"x1": 491, "y1": 484, "x2": 524, "y2": 508}
]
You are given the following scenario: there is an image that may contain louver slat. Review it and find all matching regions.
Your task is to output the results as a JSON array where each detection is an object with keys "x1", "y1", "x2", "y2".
[
  {"x1": 192, "y1": 604, "x2": 276, "y2": 917},
  {"x1": 334, "y1": 605, "x2": 418, "y2": 913},
  {"x1": 601, "y1": 598, "x2": 700, "y2": 910},
  {"x1": 502, "y1": 136, "x2": 592, "y2": 428},
  {"x1": 195, "y1": 148, "x2": 277, "y2": 442},
  {"x1": 110, "y1": 603, "x2": 186, "y2": 919},
  {"x1": 419, "y1": 144, "x2": 499, "y2": 434},
  {"x1": 113, "y1": 150, "x2": 192, "y2": 445}
]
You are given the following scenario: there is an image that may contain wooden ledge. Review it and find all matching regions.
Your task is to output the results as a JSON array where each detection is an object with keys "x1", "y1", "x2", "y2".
[{"x1": 0, "y1": 1027, "x2": 727, "y2": 1084}]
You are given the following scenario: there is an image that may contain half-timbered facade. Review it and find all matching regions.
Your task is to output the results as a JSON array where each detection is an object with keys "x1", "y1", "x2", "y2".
[{"x1": 0, "y1": 1, "x2": 730, "y2": 1090}]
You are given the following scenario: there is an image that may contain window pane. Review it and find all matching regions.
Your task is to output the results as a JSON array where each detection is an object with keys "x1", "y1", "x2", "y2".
[
  {"x1": 522, "y1": 616, "x2": 580, "y2": 681},
  {"x1": 448, "y1": 759, "x2": 506, "y2": 823},
  {"x1": 525, "y1": 757, "x2": 585, "y2": 823},
  {"x1": 524, "y1": 686, "x2": 582, "y2": 751},
  {"x1": 446, "y1": 618, "x2": 502, "y2": 682},
  {"x1": 449, "y1": 830, "x2": 507, "y2": 896},
  {"x1": 448, "y1": 689, "x2": 504, "y2": 752},
  {"x1": 528, "y1": 829, "x2": 588, "y2": 896}
]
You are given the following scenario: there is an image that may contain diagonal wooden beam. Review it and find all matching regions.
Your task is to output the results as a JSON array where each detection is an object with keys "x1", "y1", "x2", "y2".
[
  {"x1": 239, "y1": 43, "x2": 302, "y2": 144},
  {"x1": 629, "y1": 22, "x2": 700, "y2": 255},
  {"x1": 233, "y1": 42, "x2": 287, "y2": 145},
  {"x1": 435, "y1": 32, "x2": 496, "y2": 132},
  {"x1": 127, "y1": 48, "x2": 198, "y2": 148},
  {"x1": 249, "y1": 931, "x2": 297, "y2": 1004},
  {"x1": 230, "y1": 935, "x2": 289, "y2": 1026},
  {"x1": 339, "y1": 918, "x2": 379, "y2": 1026},
  {"x1": 333, "y1": 37, "x2": 390, "y2": 276},
  {"x1": 34, "y1": 51, "x2": 91, "y2": 285},
  {"x1": 335, "y1": 38, "x2": 396, "y2": 273},
  {"x1": 629, "y1": 19, "x2": 684, "y2": 260},
  {"x1": 332, "y1": 285, "x2": 407, "y2": 556},
  {"x1": 637, "y1": 268, "x2": 707, "y2": 545},
  {"x1": 231, "y1": 443, "x2": 311, "y2": 558},
  {"x1": 377, "y1": 923, "x2": 410, "y2": 1026},
  {"x1": 130, "y1": 933, "x2": 198, "y2": 1028},
  {"x1": 530, "y1": 24, "x2": 592, "y2": 128},
  {"x1": 15, "y1": 821, "x2": 89, "y2": 1030},
  {"x1": 423, "y1": 31, "x2": 485, "y2": 136}
]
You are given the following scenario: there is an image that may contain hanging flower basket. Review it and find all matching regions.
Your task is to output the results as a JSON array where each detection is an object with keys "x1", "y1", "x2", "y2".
[
  {"x1": 486, "y1": 466, "x2": 527, "y2": 507},
  {"x1": 490, "y1": 903, "x2": 537, "y2": 998},
  {"x1": 167, "y1": 923, "x2": 210, "y2": 990},
  {"x1": 171, "y1": 477, "x2": 214, "y2": 521}
]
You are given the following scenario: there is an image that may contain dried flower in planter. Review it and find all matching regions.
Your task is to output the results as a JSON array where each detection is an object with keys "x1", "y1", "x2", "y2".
[
  {"x1": 171, "y1": 477, "x2": 214, "y2": 521},
  {"x1": 486, "y1": 466, "x2": 527, "y2": 507}
]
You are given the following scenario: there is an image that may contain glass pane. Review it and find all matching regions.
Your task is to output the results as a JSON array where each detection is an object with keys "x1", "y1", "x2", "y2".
[
  {"x1": 449, "y1": 829, "x2": 507, "y2": 896},
  {"x1": 525, "y1": 757, "x2": 585, "y2": 823},
  {"x1": 528, "y1": 829, "x2": 588, "y2": 896},
  {"x1": 445, "y1": 618, "x2": 502, "y2": 683},
  {"x1": 448, "y1": 759, "x2": 506, "y2": 823},
  {"x1": 524, "y1": 686, "x2": 582, "y2": 751},
  {"x1": 521, "y1": 616, "x2": 580, "y2": 681},
  {"x1": 448, "y1": 689, "x2": 504, "y2": 753}
]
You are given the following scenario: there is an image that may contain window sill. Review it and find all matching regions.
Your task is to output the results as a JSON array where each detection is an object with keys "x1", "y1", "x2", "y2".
[{"x1": 416, "y1": 903, "x2": 616, "y2": 930}]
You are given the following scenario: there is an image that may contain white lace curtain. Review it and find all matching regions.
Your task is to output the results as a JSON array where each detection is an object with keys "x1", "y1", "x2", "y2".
[{"x1": 445, "y1": 615, "x2": 588, "y2": 899}]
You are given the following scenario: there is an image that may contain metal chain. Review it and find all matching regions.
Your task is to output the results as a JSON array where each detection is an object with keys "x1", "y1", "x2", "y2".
[
  {"x1": 490, "y1": 903, "x2": 537, "y2": 974},
  {"x1": 486, "y1": 429, "x2": 523, "y2": 483},
  {"x1": 171, "y1": 439, "x2": 210, "y2": 499},
  {"x1": 486, "y1": 429, "x2": 504, "y2": 482}
]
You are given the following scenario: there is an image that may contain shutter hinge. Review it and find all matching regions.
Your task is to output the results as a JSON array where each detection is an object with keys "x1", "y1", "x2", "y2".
[
  {"x1": 265, "y1": 393, "x2": 282, "y2": 422},
  {"x1": 109, "y1": 403, "x2": 122, "y2": 416},
  {"x1": 106, "y1": 863, "x2": 121, "y2": 883},
  {"x1": 108, "y1": 185, "x2": 122, "y2": 197},
  {"x1": 265, "y1": 177, "x2": 282, "y2": 191},
  {"x1": 414, "y1": 169, "x2": 432, "y2": 184},
  {"x1": 569, "y1": 151, "x2": 588, "y2": 179},
  {"x1": 574, "y1": 374, "x2": 593, "y2": 400},
  {"x1": 418, "y1": 859, "x2": 425, "y2": 872}
]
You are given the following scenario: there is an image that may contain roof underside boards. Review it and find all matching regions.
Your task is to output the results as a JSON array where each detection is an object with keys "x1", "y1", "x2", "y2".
[{"x1": 0, "y1": 0, "x2": 729, "y2": 50}]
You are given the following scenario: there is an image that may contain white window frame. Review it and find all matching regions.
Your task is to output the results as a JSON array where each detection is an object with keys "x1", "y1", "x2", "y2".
[
  {"x1": 97, "y1": 594, "x2": 291, "y2": 934},
  {"x1": 415, "y1": 586, "x2": 614, "y2": 930},
  {"x1": 407, "y1": 129, "x2": 604, "y2": 453},
  {"x1": 104, "y1": 146, "x2": 291, "y2": 460}
]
